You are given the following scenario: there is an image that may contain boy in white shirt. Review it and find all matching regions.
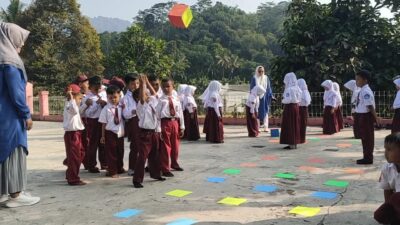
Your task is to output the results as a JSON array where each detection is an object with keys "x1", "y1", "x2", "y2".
[
  {"x1": 133, "y1": 75, "x2": 166, "y2": 188},
  {"x1": 63, "y1": 84, "x2": 86, "y2": 186},
  {"x1": 157, "y1": 78, "x2": 185, "y2": 177},
  {"x1": 374, "y1": 133, "x2": 400, "y2": 225},
  {"x1": 355, "y1": 70, "x2": 379, "y2": 165},
  {"x1": 121, "y1": 74, "x2": 140, "y2": 176},
  {"x1": 99, "y1": 85, "x2": 125, "y2": 178},
  {"x1": 80, "y1": 76, "x2": 108, "y2": 173}
]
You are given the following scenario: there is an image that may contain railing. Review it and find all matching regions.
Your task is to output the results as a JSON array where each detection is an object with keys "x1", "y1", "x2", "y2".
[{"x1": 32, "y1": 91, "x2": 397, "y2": 118}]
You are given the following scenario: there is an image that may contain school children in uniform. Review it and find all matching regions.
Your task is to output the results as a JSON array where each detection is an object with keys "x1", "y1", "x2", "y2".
[
  {"x1": 355, "y1": 70, "x2": 378, "y2": 164},
  {"x1": 374, "y1": 133, "x2": 400, "y2": 224},
  {"x1": 392, "y1": 76, "x2": 400, "y2": 134},
  {"x1": 297, "y1": 79, "x2": 311, "y2": 144},
  {"x1": 280, "y1": 72, "x2": 302, "y2": 149},
  {"x1": 80, "y1": 76, "x2": 108, "y2": 173},
  {"x1": 182, "y1": 85, "x2": 201, "y2": 141},
  {"x1": 344, "y1": 80, "x2": 361, "y2": 138},
  {"x1": 99, "y1": 85, "x2": 125, "y2": 178},
  {"x1": 157, "y1": 78, "x2": 185, "y2": 177},
  {"x1": 246, "y1": 85, "x2": 266, "y2": 137},
  {"x1": 109, "y1": 77, "x2": 126, "y2": 98},
  {"x1": 333, "y1": 82, "x2": 344, "y2": 131},
  {"x1": 63, "y1": 84, "x2": 86, "y2": 185},
  {"x1": 321, "y1": 80, "x2": 339, "y2": 135},
  {"x1": 121, "y1": 74, "x2": 140, "y2": 176},
  {"x1": 201, "y1": 80, "x2": 224, "y2": 143},
  {"x1": 133, "y1": 75, "x2": 166, "y2": 188}
]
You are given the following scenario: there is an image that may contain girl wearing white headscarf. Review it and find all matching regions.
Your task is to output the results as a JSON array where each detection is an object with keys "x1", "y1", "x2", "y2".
[
  {"x1": 182, "y1": 85, "x2": 200, "y2": 141},
  {"x1": 280, "y1": 72, "x2": 302, "y2": 149},
  {"x1": 297, "y1": 79, "x2": 311, "y2": 144},
  {"x1": 177, "y1": 84, "x2": 188, "y2": 107},
  {"x1": 321, "y1": 80, "x2": 339, "y2": 135},
  {"x1": 246, "y1": 85, "x2": 266, "y2": 137},
  {"x1": 333, "y1": 82, "x2": 344, "y2": 131},
  {"x1": 392, "y1": 76, "x2": 400, "y2": 134},
  {"x1": 201, "y1": 80, "x2": 224, "y2": 143},
  {"x1": 344, "y1": 80, "x2": 361, "y2": 138},
  {"x1": 0, "y1": 22, "x2": 40, "y2": 207},
  {"x1": 250, "y1": 66, "x2": 274, "y2": 132}
]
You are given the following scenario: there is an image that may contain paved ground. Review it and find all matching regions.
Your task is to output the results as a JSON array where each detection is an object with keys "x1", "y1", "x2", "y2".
[{"x1": 0, "y1": 121, "x2": 388, "y2": 225}]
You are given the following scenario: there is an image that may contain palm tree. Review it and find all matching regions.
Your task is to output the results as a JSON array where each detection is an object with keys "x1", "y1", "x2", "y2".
[
  {"x1": 229, "y1": 55, "x2": 241, "y2": 78},
  {"x1": 216, "y1": 52, "x2": 231, "y2": 79},
  {"x1": 1, "y1": 0, "x2": 25, "y2": 23}
]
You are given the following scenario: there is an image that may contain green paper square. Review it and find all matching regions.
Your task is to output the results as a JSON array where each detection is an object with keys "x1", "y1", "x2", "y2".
[
  {"x1": 307, "y1": 137, "x2": 321, "y2": 141},
  {"x1": 223, "y1": 169, "x2": 241, "y2": 175},
  {"x1": 324, "y1": 180, "x2": 349, "y2": 188},
  {"x1": 274, "y1": 173, "x2": 296, "y2": 179}
]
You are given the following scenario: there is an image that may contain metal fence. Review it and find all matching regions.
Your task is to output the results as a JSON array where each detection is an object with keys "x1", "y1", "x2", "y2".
[{"x1": 33, "y1": 91, "x2": 397, "y2": 118}]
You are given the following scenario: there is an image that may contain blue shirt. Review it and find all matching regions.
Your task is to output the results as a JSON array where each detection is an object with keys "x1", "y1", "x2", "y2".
[{"x1": 0, "y1": 64, "x2": 30, "y2": 163}]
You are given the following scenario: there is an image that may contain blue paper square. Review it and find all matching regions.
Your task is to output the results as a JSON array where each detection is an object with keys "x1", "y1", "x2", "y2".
[
  {"x1": 207, "y1": 177, "x2": 226, "y2": 183},
  {"x1": 114, "y1": 209, "x2": 142, "y2": 219},
  {"x1": 311, "y1": 191, "x2": 338, "y2": 199},
  {"x1": 254, "y1": 185, "x2": 278, "y2": 193},
  {"x1": 166, "y1": 218, "x2": 197, "y2": 225},
  {"x1": 271, "y1": 129, "x2": 280, "y2": 137}
]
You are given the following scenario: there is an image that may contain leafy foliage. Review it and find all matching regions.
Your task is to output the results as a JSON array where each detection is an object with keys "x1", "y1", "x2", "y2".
[
  {"x1": 18, "y1": 0, "x2": 104, "y2": 94},
  {"x1": 0, "y1": 0, "x2": 25, "y2": 23}
]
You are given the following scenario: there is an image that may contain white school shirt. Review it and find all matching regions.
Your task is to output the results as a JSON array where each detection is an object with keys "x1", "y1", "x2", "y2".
[
  {"x1": 80, "y1": 91, "x2": 107, "y2": 118},
  {"x1": 282, "y1": 87, "x2": 301, "y2": 104},
  {"x1": 246, "y1": 93, "x2": 260, "y2": 114},
  {"x1": 98, "y1": 103, "x2": 125, "y2": 138},
  {"x1": 121, "y1": 90, "x2": 137, "y2": 120},
  {"x1": 299, "y1": 89, "x2": 311, "y2": 107},
  {"x1": 355, "y1": 84, "x2": 375, "y2": 113},
  {"x1": 156, "y1": 95, "x2": 185, "y2": 130},
  {"x1": 204, "y1": 92, "x2": 223, "y2": 117},
  {"x1": 323, "y1": 91, "x2": 338, "y2": 107},
  {"x1": 393, "y1": 91, "x2": 400, "y2": 109},
  {"x1": 379, "y1": 163, "x2": 400, "y2": 192},
  {"x1": 183, "y1": 96, "x2": 197, "y2": 113},
  {"x1": 137, "y1": 96, "x2": 161, "y2": 132},
  {"x1": 63, "y1": 99, "x2": 85, "y2": 131}
]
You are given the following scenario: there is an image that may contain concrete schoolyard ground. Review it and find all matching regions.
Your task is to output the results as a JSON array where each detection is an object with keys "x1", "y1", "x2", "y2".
[{"x1": 0, "y1": 121, "x2": 387, "y2": 225}]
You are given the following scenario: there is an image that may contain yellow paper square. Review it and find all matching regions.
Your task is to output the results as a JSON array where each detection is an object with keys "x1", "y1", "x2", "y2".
[
  {"x1": 218, "y1": 197, "x2": 247, "y2": 206},
  {"x1": 166, "y1": 189, "x2": 192, "y2": 197},
  {"x1": 289, "y1": 206, "x2": 321, "y2": 217}
]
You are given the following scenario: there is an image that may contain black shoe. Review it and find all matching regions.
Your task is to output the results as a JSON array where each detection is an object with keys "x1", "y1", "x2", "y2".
[
  {"x1": 152, "y1": 177, "x2": 166, "y2": 181},
  {"x1": 356, "y1": 159, "x2": 373, "y2": 165},
  {"x1": 88, "y1": 167, "x2": 100, "y2": 173},
  {"x1": 283, "y1": 146, "x2": 291, "y2": 150},
  {"x1": 162, "y1": 172, "x2": 174, "y2": 177},
  {"x1": 172, "y1": 167, "x2": 184, "y2": 171},
  {"x1": 145, "y1": 167, "x2": 149, "y2": 172},
  {"x1": 133, "y1": 182, "x2": 143, "y2": 188}
]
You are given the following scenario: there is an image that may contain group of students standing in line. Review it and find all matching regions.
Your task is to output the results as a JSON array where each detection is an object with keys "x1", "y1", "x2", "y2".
[{"x1": 63, "y1": 72, "x2": 232, "y2": 188}]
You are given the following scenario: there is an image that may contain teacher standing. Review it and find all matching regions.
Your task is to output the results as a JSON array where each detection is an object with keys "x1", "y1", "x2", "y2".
[
  {"x1": 0, "y1": 22, "x2": 40, "y2": 208},
  {"x1": 250, "y1": 66, "x2": 274, "y2": 132}
]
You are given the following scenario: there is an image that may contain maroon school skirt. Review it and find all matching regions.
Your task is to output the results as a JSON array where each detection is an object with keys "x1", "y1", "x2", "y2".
[
  {"x1": 299, "y1": 106, "x2": 308, "y2": 144},
  {"x1": 246, "y1": 106, "x2": 259, "y2": 137},
  {"x1": 184, "y1": 109, "x2": 200, "y2": 141},
  {"x1": 323, "y1": 106, "x2": 339, "y2": 135},
  {"x1": 280, "y1": 103, "x2": 301, "y2": 145},
  {"x1": 205, "y1": 107, "x2": 224, "y2": 143},
  {"x1": 392, "y1": 109, "x2": 400, "y2": 134},
  {"x1": 336, "y1": 106, "x2": 344, "y2": 130}
]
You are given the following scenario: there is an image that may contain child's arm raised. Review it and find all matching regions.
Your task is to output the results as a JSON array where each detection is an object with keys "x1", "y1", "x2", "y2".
[{"x1": 139, "y1": 75, "x2": 147, "y2": 104}]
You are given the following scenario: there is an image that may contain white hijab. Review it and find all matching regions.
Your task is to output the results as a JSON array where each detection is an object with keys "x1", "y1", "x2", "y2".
[
  {"x1": 254, "y1": 66, "x2": 268, "y2": 98},
  {"x1": 344, "y1": 80, "x2": 357, "y2": 92},
  {"x1": 200, "y1": 80, "x2": 222, "y2": 107},
  {"x1": 394, "y1": 78, "x2": 400, "y2": 88},
  {"x1": 182, "y1": 85, "x2": 197, "y2": 108},
  {"x1": 0, "y1": 22, "x2": 30, "y2": 81},
  {"x1": 321, "y1": 80, "x2": 337, "y2": 104},
  {"x1": 297, "y1": 78, "x2": 311, "y2": 105},
  {"x1": 333, "y1": 82, "x2": 342, "y2": 105}
]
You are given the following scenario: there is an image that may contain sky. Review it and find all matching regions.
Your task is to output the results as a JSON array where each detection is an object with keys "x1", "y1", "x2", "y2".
[{"x1": 0, "y1": 0, "x2": 393, "y2": 21}]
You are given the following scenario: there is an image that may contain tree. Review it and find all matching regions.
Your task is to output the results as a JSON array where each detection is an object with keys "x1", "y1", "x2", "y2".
[
  {"x1": 18, "y1": 0, "x2": 104, "y2": 94},
  {"x1": 1, "y1": 0, "x2": 25, "y2": 23},
  {"x1": 272, "y1": 0, "x2": 400, "y2": 91},
  {"x1": 106, "y1": 25, "x2": 176, "y2": 78}
]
